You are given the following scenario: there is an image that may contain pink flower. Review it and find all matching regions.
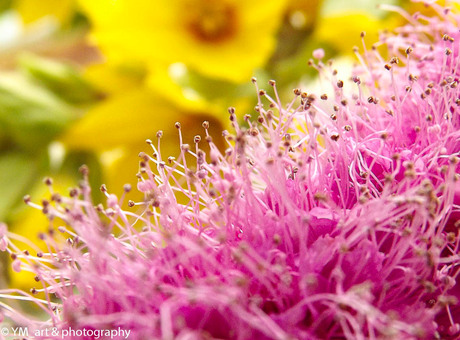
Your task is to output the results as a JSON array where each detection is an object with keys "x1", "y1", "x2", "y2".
[{"x1": 0, "y1": 2, "x2": 459, "y2": 339}]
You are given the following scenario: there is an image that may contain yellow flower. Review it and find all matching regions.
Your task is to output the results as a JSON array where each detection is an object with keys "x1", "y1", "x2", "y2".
[
  {"x1": 13, "y1": 0, "x2": 75, "y2": 24},
  {"x1": 83, "y1": 61, "x2": 147, "y2": 97},
  {"x1": 79, "y1": 0, "x2": 288, "y2": 82},
  {"x1": 312, "y1": 1, "x2": 406, "y2": 56},
  {"x1": 314, "y1": 12, "x2": 394, "y2": 55},
  {"x1": 61, "y1": 78, "x2": 227, "y2": 201}
]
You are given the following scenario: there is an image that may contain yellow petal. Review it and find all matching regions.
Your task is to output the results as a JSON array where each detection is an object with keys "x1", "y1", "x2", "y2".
[
  {"x1": 14, "y1": 0, "x2": 75, "y2": 24},
  {"x1": 83, "y1": 61, "x2": 148, "y2": 96},
  {"x1": 60, "y1": 87, "x2": 227, "y2": 152},
  {"x1": 315, "y1": 12, "x2": 390, "y2": 54},
  {"x1": 79, "y1": 0, "x2": 288, "y2": 82}
]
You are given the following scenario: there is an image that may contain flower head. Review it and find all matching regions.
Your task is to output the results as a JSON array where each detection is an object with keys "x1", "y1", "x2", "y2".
[
  {"x1": 79, "y1": 0, "x2": 288, "y2": 82},
  {"x1": 1, "y1": 2, "x2": 460, "y2": 339}
]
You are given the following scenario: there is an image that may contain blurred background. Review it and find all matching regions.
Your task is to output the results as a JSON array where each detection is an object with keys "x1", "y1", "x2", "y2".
[{"x1": 0, "y1": 0, "x2": 414, "y2": 290}]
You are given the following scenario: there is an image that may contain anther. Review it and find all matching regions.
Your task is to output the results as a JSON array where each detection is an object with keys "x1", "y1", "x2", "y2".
[
  {"x1": 138, "y1": 152, "x2": 148, "y2": 161},
  {"x1": 79, "y1": 165, "x2": 89, "y2": 176},
  {"x1": 51, "y1": 193, "x2": 61, "y2": 203},
  {"x1": 442, "y1": 34, "x2": 454, "y2": 42},
  {"x1": 69, "y1": 188, "x2": 78, "y2": 197},
  {"x1": 330, "y1": 133, "x2": 340, "y2": 141},
  {"x1": 249, "y1": 128, "x2": 259, "y2": 136}
]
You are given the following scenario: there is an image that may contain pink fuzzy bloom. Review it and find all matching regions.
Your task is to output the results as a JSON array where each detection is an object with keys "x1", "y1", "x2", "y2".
[{"x1": 1, "y1": 2, "x2": 459, "y2": 339}]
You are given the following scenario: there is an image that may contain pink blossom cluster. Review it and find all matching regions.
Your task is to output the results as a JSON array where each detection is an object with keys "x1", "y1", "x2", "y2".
[{"x1": 1, "y1": 2, "x2": 459, "y2": 339}]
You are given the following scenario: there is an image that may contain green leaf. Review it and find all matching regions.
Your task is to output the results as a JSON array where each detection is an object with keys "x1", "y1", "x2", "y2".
[
  {"x1": 0, "y1": 152, "x2": 36, "y2": 220},
  {"x1": 20, "y1": 54, "x2": 101, "y2": 104},
  {"x1": 0, "y1": 72, "x2": 77, "y2": 151}
]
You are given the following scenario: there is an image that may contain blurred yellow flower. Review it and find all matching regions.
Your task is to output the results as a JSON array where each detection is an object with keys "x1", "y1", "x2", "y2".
[
  {"x1": 13, "y1": 0, "x2": 75, "y2": 24},
  {"x1": 314, "y1": 12, "x2": 396, "y2": 55},
  {"x1": 83, "y1": 61, "x2": 147, "y2": 97},
  {"x1": 79, "y1": 0, "x2": 288, "y2": 82},
  {"x1": 61, "y1": 84, "x2": 226, "y2": 201}
]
